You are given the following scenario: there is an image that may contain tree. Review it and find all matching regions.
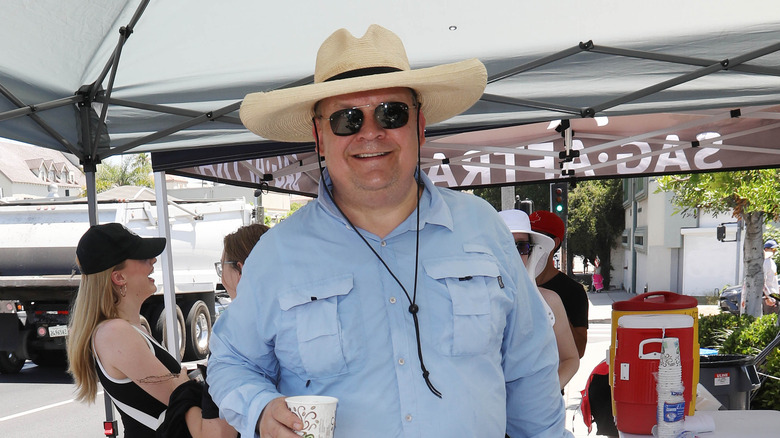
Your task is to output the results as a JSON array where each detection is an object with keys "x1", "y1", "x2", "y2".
[
  {"x1": 656, "y1": 170, "x2": 780, "y2": 317},
  {"x1": 95, "y1": 153, "x2": 153, "y2": 193},
  {"x1": 566, "y1": 179, "x2": 625, "y2": 289},
  {"x1": 473, "y1": 180, "x2": 624, "y2": 288}
]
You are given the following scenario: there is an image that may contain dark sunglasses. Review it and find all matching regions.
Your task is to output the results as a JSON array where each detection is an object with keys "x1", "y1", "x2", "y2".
[
  {"x1": 515, "y1": 241, "x2": 533, "y2": 256},
  {"x1": 324, "y1": 102, "x2": 412, "y2": 136}
]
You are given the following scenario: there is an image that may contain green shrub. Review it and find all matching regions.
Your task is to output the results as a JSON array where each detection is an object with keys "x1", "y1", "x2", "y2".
[
  {"x1": 752, "y1": 344, "x2": 780, "y2": 410},
  {"x1": 698, "y1": 313, "x2": 780, "y2": 410},
  {"x1": 698, "y1": 313, "x2": 754, "y2": 349}
]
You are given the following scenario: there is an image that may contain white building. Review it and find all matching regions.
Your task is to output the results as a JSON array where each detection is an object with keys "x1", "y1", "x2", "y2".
[
  {"x1": 618, "y1": 177, "x2": 744, "y2": 297},
  {"x1": 0, "y1": 139, "x2": 85, "y2": 200}
]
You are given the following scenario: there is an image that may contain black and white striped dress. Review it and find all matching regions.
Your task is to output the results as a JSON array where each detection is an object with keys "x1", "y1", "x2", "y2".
[{"x1": 94, "y1": 325, "x2": 181, "y2": 438}]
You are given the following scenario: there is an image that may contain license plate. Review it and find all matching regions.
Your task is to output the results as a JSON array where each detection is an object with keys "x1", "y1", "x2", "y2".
[{"x1": 48, "y1": 325, "x2": 68, "y2": 338}]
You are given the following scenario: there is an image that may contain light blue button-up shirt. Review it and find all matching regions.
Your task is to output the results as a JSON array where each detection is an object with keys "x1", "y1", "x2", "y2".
[{"x1": 207, "y1": 170, "x2": 570, "y2": 438}]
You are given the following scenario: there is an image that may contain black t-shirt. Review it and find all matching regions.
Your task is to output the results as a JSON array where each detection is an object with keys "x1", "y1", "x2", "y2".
[
  {"x1": 201, "y1": 380, "x2": 220, "y2": 419},
  {"x1": 539, "y1": 271, "x2": 589, "y2": 328},
  {"x1": 201, "y1": 365, "x2": 241, "y2": 437}
]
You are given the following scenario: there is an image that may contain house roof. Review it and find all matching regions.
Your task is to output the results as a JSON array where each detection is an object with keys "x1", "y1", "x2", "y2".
[{"x1": 0, "y1": 138, "x2": 85, "y2": 187}]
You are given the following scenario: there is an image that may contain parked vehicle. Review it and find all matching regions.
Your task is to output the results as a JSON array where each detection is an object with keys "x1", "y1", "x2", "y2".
[
  {"x1": 719, "y1": 282, "x2": 780, "y2": 316},
  {"x1": 0, "y1": 186, "x2": 251, "y2": 373},
  {"x1": 719, "y1": 285, "x2": 741, "y2": 316}
]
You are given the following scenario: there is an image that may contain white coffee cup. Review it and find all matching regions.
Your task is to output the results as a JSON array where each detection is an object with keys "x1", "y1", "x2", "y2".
[{"x1": 285, "y1": 395, "x2": 338, "y2": 438}]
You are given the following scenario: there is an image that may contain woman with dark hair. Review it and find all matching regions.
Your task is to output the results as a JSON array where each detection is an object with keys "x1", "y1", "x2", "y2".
[{"x1": 204, "y1": 223, "x2": 270, "y2": 437}]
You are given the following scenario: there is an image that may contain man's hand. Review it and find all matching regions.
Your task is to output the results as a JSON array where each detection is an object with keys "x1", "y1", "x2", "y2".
[{"x1": 257, "y1": 396, "x2": 304, "y2": 438}]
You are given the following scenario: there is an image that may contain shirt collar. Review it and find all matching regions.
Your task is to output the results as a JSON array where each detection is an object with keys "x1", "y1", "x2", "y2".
[{"x1": 316, "y1": 168, "x2": 454, "y2": 232}]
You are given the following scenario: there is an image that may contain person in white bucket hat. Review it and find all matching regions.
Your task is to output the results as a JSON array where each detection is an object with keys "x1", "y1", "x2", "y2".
[
  {"x1": 208, "y1": 24, "x2": 568, "y2": 438},
  {"x1": 500, "y1": 209, "x2": 580, "y2": 389}
]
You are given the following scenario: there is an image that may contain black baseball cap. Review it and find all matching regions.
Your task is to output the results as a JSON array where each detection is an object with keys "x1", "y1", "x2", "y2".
[{"x1": 76, "y1": 223, "x2": 166, "y2": 274}]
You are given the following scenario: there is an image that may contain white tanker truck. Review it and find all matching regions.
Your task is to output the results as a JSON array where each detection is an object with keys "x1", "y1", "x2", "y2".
[{"x1": 0, "y1": 186, "x2": 252, "y2": 373}]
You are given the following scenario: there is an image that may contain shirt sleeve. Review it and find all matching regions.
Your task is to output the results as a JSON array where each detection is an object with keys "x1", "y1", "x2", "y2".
[
  {"x1": 501, "y1": 240, "x2": 573, "y2": 437},
  {"x1": 570, "y1": 283, "x2": 590, "y2": 328},
  {"x1": 764, "y1": 258, "x2": 773, "y2": 294},
  {"x1": 206, "y1": 290, "x2": 281, "y2": 438}
]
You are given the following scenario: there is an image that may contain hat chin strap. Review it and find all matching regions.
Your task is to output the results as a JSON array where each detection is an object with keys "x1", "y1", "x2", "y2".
[{"x1": 312, "y1": 112, "x2": 442, "y2": 398}]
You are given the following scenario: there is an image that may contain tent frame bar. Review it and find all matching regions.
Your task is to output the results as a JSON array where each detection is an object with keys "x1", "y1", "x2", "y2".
[
  {"x1": 106, "y1": 96, "x2": 243, "y2": 124},
  {"x1": 3, "y1": 37, "x2": 780, "y2": 162},
  {"x1": 110, "y1": 101, "x2": 243, "y2": 155}
]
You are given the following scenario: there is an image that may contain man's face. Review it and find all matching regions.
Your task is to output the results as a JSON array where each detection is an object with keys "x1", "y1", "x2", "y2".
[{"x1": 313, "y1": 87, "x2": 426, "y2": 202}]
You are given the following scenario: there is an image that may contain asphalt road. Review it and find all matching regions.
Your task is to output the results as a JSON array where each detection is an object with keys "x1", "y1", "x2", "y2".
[{"x1": 0, "y1": 361, "x2": 120, "y2": 437}]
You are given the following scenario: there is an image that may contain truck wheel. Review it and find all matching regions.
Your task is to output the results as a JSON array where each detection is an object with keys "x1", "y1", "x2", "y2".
[
  {"x1": 153, "y1": 305, "x2": 186, "y2": 360},
  {"x1": 184, "y1": 300, "x2": 211, "y2": 361},
  {"x1": 0, "y1": 350, "x2": 25, "y2": 374}
]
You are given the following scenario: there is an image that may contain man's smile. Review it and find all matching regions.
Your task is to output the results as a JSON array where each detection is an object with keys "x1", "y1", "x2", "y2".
[{"x1": 354, "y1": 152, "x2": 389, "y2": 158}]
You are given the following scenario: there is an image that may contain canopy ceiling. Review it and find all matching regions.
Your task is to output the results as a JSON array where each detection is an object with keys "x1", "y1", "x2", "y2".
[{"x1": 2, "y1": 1, "x2": 780, "y2": 196}]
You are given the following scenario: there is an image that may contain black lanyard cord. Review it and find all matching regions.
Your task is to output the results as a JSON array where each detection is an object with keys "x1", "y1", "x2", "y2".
[{"x1": 312, "y1": 113, "x2": 441, "y2": 398}]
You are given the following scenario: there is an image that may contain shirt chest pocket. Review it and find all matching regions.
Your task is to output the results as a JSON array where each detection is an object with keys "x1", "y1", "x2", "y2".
[
  {"x1": 278, "y1": 275, "x2": 353, "y2": 379},
  {"x1": 424, "y1": 255, "x2": 503, "y2": 356}
]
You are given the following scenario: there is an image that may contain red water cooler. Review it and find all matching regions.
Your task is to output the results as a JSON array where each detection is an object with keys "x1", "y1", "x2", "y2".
[{"x1": 612, "y1": 314, "x2": 695, "y2": 435}]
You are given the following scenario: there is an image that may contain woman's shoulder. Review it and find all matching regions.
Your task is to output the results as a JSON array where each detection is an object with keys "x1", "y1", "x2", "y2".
[
  {"x1": 539, "y1": 286, "x2": 565, "y2": 308},
  {"x1": 94, "y1": 319, "x2": 144, "y2": 348}
]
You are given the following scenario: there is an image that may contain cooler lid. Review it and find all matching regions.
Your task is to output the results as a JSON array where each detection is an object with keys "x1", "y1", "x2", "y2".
[
  {"x1": 618, "y1": 314, "x2": 694, "y2": 329},
  {"x1": 612, "y1": 291, "x2": 698, "y2": 311}
]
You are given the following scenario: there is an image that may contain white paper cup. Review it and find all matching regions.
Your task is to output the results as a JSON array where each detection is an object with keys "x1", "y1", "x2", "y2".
[{"x1": 285, "y1": 395, "x2": 338, "y2": 438}]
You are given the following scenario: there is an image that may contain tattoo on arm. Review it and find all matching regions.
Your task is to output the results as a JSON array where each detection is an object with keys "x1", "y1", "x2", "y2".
[{"x1": 139, "y1": 373, "x2": 179, "y2": 384}]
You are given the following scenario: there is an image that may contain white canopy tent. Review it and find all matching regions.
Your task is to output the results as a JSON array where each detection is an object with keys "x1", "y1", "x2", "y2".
[
  {"x1": 2, "y1": 1, "x2": 780, "y2": 191},
  {"x1": 2, "y1": 0, "x2": 780, "y2": 432}
]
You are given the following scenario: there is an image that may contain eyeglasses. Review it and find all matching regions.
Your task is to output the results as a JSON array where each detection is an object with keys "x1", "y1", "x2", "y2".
[
  {"x1": 323, "y1": 102, "x2": 412, "y2": 136},
  {"x1": 515, "y1": 241, "x2": 533, "y2": 256},
  {"x1": 214, "y1": 261, "x2": 239, "y2": 277}
]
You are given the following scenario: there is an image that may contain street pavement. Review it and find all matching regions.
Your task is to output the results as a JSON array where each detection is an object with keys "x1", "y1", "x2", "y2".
[{"x1": 561, "y1": 289, "x2": 718, "y2": 437}]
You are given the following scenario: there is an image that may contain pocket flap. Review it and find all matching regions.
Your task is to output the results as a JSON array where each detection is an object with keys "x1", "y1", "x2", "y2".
[
  {"x1": 278, "y1": 274, "x2": 354, "y2": 310},
  {"x1": 424, "y1": 256, "x2": 499, "y2": 280}
]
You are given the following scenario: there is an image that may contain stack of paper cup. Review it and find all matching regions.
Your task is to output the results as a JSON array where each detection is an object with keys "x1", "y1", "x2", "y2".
[{"x1": 655, "y1": 337, "x2": 685, "y2": 438}]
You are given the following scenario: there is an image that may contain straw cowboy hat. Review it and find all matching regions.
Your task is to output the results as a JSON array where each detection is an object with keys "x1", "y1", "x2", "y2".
[{"x1": 239, "y1": 24, "x2": 487, "y2": 143}]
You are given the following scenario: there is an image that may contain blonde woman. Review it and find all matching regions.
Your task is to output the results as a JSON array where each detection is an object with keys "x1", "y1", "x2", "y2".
[{"x1": 67, "y1": 223, "x2": 202, "y2": 438}]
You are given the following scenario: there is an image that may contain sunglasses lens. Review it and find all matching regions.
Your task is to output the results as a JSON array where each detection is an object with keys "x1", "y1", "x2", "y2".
[
  {"x1": 376, "y1": 102, "x2": 409, "y2": 129},
  {"x1": 330, "y1": 108, "x2": 364, "y2": 136},
  {"x1": 516, "y1": 242, "x2": 532, "y2": 255},
  {"x1": 328, "y1": 102, "x2": 410, "y2": 136}
]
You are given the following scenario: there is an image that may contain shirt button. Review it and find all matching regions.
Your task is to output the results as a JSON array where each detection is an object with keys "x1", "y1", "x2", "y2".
[
  {"x1": 405, "y1": 414, "x2": 413, "y2": 422},
  {"x1": 381, "y1": 240, "x2": 387, "y2": 247},
  {"x1": 389, "y1": 297, "x2": 397, "y2": 304},
  {"x1": 398, "y1": 358, "x2": 405, "y2": 365}
]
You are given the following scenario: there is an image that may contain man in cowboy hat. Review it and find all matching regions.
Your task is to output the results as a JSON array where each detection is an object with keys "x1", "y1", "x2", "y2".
[{"x1": 208, "y1": 25, "x2": 569, "y2": 438}]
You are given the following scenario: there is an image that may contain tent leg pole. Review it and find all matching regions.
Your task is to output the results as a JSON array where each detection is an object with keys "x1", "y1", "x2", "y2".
[{"x1": 154, "y1": 171, "x2": 181, "y2": 361}]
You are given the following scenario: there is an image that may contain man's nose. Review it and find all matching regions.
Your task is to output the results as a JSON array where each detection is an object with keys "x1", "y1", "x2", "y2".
[{"x1": 356, "y1": 112, "x2": 385, "y2": 140}]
